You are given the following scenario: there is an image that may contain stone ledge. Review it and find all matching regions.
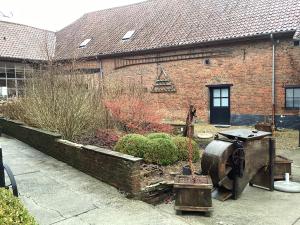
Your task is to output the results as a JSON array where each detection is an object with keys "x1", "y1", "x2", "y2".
[{"x1": 83, "y1": 145, "x2": 142, "y2": 162}]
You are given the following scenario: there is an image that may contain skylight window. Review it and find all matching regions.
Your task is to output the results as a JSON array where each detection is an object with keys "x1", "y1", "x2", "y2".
[
  {"x1": 79, "y1": 38, "x2": 91, "y2": 48},
  {"x1": 122, "y1": 30, "x2": 135, "y2": 40}
]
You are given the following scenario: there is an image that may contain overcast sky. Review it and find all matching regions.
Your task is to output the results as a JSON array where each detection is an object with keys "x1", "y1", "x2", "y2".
[{"x1": 0, "y1": 0, "x2": 145, "y2": 31}]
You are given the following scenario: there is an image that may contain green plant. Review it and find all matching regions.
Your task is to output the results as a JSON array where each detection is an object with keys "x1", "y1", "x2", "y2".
[
  {"x1": 147, "y1": 132, "x2": 172, "y2": 140},
  {"x1": 114, "y1": 134, "x2": 150, "y2": 158},
  {"x1": 144, "y1": 138, "x2": 178, "y2": 165},
  {"x1": 172, "y1": 136, "x2": 200, "y2": 162},
  {"x1": 0, "y1": 188, "x2": 38, "y2": 225}
]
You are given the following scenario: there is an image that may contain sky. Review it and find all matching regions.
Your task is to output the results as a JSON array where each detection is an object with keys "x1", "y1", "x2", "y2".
[{"x1": 0, "y1": 0, "x2": 145, "y2": 31}]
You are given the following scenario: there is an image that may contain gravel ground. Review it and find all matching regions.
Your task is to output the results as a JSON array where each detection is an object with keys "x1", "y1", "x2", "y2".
[{"x1": 194, "y1": 124, "x2": 299, "y2": 151}]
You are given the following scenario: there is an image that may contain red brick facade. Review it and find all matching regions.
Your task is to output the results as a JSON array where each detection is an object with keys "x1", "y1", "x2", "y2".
[{"x1": 76, "y1": 37, "x2": 300, "y2": 127}]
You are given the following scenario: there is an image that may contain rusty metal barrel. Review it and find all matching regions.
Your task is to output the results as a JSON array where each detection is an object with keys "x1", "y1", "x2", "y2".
[
  {"x1": 201, "y1": 129, "x2": 274, "y2": 200},
  {"x1": 201, "y1": 140, "x2": 235, "y2": 190}
]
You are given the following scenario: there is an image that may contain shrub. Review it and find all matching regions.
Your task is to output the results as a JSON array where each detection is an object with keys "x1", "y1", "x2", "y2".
[
  {"x1": 114, "y1": 134, "x2": 150, "y2": 158},
  {"x1": 144, "y1": 138, "x2": 178, "y2": 165},
  {"x1": 147, "y1": 132, "x2": 171, "y2": 140},
  {"x1": 104, "y1": 95, "x2": 173, "y2": 134},
  {"x1": 172, "y1": 136, "x2": 200, "y2": 162},
  {"x1": 0, "y1": 188, "x2": 38, "y2": 225},
  {"x1": 0, "y1": 72, "x2": 113, "y2": 141}
]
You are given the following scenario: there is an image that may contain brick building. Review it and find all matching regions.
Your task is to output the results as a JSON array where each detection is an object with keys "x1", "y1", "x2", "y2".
[
  {"x1": 1, "y1": 0, "x2": 300, "y2": 127},
  {"x1": 0, "y1": 21, "x2": 55, "y2": 97}
]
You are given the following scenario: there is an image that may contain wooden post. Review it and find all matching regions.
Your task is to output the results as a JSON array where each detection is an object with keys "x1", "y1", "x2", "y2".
[{"x1": 269, "y1": 138, "x2": 275, "y2": 191}]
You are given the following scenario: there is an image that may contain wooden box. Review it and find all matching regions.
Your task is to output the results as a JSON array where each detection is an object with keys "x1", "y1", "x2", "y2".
[
  {"x1": 174, "y1": 175, "x2": 213, "y2": 213},
  {"x1": 274, "y1": 155, "x2": 293, "y2": 180}
]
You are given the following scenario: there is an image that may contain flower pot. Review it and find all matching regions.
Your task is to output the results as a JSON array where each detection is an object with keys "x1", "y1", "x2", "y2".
[{"x1": 182, "y1": 165, "x2": 192, "y2": 175}]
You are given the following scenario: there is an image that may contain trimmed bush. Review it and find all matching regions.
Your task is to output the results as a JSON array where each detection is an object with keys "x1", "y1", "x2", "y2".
[
  {"x1": 114, "y1": 134, "x2": 149, "y2": 158},
  {"x1": 147, "y1": 133, "x2": 172, "y2": 140},
  {"x1": 172, "y1": 136, "x2": 200, "y2": 162},
  {"x1": 0, "y1": 188, "x2": 38, "y2": 225},
  {"x1": 144, "y1": 138, "x2": 178, "y2": 165}
]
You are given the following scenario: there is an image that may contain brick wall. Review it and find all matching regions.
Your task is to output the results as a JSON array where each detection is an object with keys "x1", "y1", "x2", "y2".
[
  {"x1": 0, "y1": 118, "x2": 142, "y2": 196},
  {"x1": 94, "y1": 38, "x2": 299, "y2": 127}
]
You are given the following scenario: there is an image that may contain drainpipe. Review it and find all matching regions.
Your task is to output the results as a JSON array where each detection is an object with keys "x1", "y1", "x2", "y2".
[
  {"x1": 99, "y1": 59, "x2": 104, "y2": 79},
  {"x1": 97, "y1": 57, "x2": 104, "y2": 93},
  {"x1": 271, "y1": 34, "x2": 276, "y2": 130}
]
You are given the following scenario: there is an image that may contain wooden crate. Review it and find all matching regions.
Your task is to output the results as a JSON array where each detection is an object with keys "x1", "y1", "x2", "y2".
[
  {"x1": 274, "y1": 155, "x2": 293, "y2": 180},
  {"x1": 174, "y1": 175, "x2": 213, "y2": 213}
]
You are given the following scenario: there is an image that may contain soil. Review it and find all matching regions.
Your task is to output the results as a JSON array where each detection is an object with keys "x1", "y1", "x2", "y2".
[{"x1": 140, "y1": 157, "x2": 203, "y2": 188}]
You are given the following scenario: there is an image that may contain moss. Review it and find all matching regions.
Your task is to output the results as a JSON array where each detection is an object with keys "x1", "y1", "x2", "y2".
[
  {"x1": 172, "y1": 136, "x2": 200, "y2": 162},
  {"x1": 0, "y1": 188, "x2": 38, "y2": 225},
  {"x1": 144, "y1": 138, "x2": 178, "y2": 165},
  {"x1": 146, "y1": 132, "x2": 172, "y2": 140},
  {"x1": 114, "y1": 134, "x2": 150, "y2": 158}
]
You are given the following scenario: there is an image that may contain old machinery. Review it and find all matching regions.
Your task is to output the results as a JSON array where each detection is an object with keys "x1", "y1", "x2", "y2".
[{"x1": 201, "y1": 129, "x2": 274, "y2": 201}]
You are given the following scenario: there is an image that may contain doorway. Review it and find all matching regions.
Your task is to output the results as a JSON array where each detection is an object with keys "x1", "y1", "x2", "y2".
[{"x1": 209, "y1": 87, "x2": 231, "y2": 125}]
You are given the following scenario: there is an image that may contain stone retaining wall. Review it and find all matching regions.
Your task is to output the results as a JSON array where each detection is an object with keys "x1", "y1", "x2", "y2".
[{"x1": 0, "y1": 118, "x2": 142, "y2": 196}]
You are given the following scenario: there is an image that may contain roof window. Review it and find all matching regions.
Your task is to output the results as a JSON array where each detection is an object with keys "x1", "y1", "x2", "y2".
[
  {"x1": 79, "y1": 38, "x2": 91, "y2": 48},
  {"x1": 122, "y1": 30, "x2": 135, "y2": 40}
]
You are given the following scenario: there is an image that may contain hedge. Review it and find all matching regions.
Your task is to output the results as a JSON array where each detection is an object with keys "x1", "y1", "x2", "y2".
[
  {"x1": 144, "y1": 138, "x2": 178, "y2": 165},
  {"x1": 146, "y1": 133, "x2": 171, "y2": 140},
  {"x1": 114, "y1": 133, "x2": 200, "y2": 166},
  {"x1": 172, "y1": 136, "x2": 200, "y2": 162},
  {"x1": 114, "y1": 134, "x2": 150, "y2": 158},
  {"x1": 0, "y1": 188, "x2": 38, "y2": 225}
]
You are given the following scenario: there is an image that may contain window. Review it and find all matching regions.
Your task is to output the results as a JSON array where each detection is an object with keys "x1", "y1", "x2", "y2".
[
  {"x1": 286, "y1": 87, "x2": 300, "y2": 109},
  {"x1": 79, "y1": 39, "x2": 91, "y2": 48},
  {"x1": 213, "y1": 88, "x2": 229, "y2": 107},
  {"x1": 122, "y1": 30, "x2": 135, "y2": 40}
]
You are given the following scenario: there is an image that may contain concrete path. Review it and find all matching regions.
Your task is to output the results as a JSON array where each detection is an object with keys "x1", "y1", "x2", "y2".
[
  {"x1": 159, "y1": 149, "x2": 300, "y2": 225},
  {"x1": 0, "y1": 135, "x2": 194, "y2": 225}
]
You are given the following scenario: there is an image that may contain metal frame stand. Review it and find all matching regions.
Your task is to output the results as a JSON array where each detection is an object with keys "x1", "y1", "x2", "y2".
[{"x1": 0, "y1": 147, "x2": 18, "y2": 197}]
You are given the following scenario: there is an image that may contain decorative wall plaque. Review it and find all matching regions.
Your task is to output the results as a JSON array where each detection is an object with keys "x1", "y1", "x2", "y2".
[{"x1": 151, "y1": 64, "x2": 176, "y2": 93}]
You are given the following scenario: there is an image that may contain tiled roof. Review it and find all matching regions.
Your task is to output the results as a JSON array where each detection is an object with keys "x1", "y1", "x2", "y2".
[
  {"x1": 55, "y1": 0, "x2": 300, "y2": 60},
  {"x1": 1, "y1": 0, "x2": 300, "y2": 61},
  {"x1": 0, "y1": 21, "x2": 56, "y2": 61}
]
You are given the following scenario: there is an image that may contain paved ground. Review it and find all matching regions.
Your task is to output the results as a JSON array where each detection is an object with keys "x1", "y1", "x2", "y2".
[
  {"x1": 0, "y1": 135, "x2": 192, "y2": 225},
  {"x1": 158, "y1": 149, "x2": 300, "y2": 225},
  {"x1": 1, "y1": 134, "x2": 300, "y2": 225}
]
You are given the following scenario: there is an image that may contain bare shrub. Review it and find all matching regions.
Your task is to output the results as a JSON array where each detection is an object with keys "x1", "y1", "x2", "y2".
[
  {"x1": 0, "y1": 98, "x2": 24, "y2": 121},
  {"x1": 1, "y1": 68, "x2": 114, "y2": 140},
  {"x1": 104, "y1": 92, "x2": 172, "y2": 134},
  {"x1": 0, "y1": 65, "x2": 170, "y2": 140}
]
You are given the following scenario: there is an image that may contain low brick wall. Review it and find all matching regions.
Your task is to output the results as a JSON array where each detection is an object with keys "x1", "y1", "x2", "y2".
[{"x1": 0, "y1": 118, "x2": 142, "y2": 196}]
